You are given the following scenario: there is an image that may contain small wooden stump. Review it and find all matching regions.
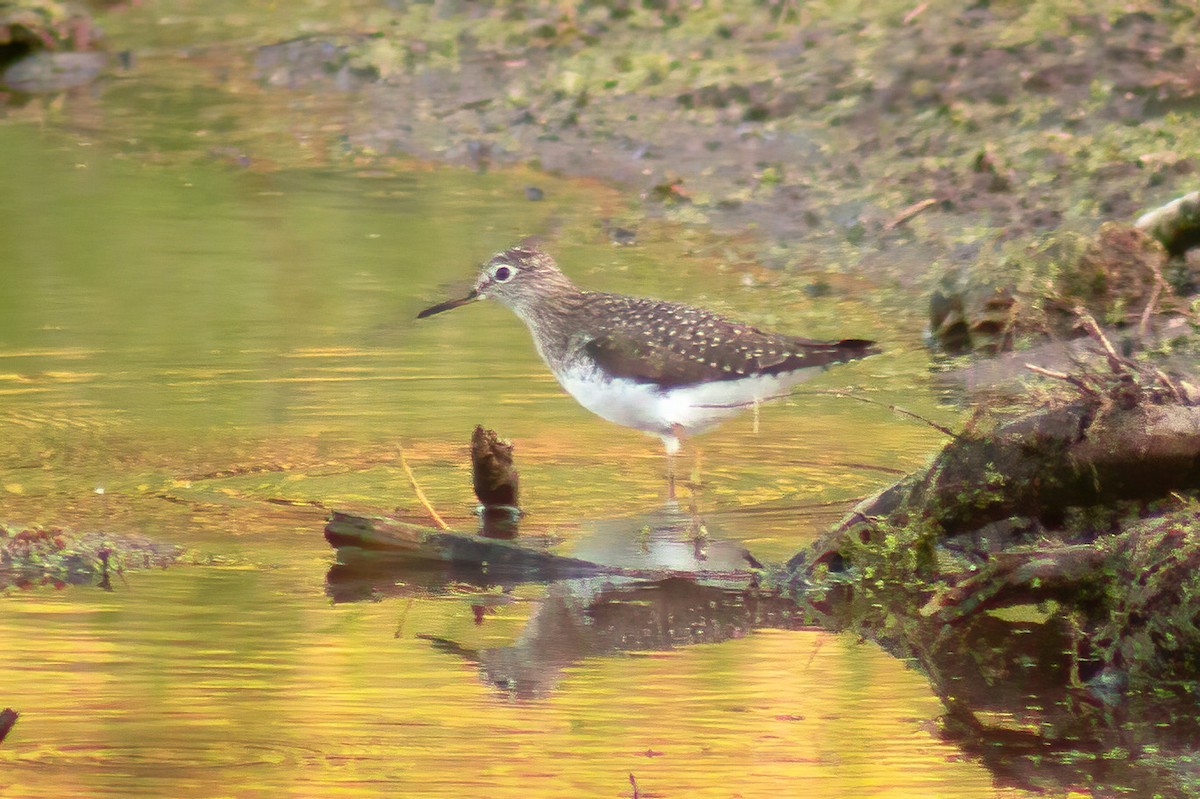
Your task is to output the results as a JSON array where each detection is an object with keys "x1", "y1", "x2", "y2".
[
  {"x1": 471, "y1": 426, "x2": 519, "y2": 508},
  {"x1": 471, "y1": 426, "x2": 521, "y2": 537}
]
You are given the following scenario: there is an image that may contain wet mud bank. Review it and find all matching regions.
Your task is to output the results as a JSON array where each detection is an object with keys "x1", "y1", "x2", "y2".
[{"x1": 249, "y1": 2, "x2": 1200, "y2": 279}]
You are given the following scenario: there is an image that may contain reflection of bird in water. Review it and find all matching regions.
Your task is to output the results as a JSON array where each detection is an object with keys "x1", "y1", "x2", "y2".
[
  {"x1": 422, "y1": 577, "x2": 804, "y2": 700},
  {"x1": 411, "y1": 506, "x2": 776, "y2": 699},
  {"x1": 569, "y1": 504, "x2": 760, "y2": 573},
  {"x1": 418, "y1": 243, "x2": 877, "y2": 489}
]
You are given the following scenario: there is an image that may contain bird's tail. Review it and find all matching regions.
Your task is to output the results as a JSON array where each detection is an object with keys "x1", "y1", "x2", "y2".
[{"x1": 834, "y1": 338, "x2": 881, "y2": 361}]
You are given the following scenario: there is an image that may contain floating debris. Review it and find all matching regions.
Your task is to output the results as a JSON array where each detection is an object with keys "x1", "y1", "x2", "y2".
[{"x1": 0, "y1": 524, "x2": 184, "y2": 591}]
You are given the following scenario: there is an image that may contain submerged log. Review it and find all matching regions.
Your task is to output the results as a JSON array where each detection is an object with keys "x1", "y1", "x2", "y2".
[
  {"x1": 325, "y1": 511, "x2": 608, "y2": 578},
  {"x1": 904, "y1": 401, "x2": 1200, "y2": 535},
  {"x1": 324, "y1": 511, "x2": 756, "y2": 585}
]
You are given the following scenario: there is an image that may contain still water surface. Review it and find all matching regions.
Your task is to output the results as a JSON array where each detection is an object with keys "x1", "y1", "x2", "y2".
[{"x1": 0, "y1": 82, "x2": 1023, "y2": 798}]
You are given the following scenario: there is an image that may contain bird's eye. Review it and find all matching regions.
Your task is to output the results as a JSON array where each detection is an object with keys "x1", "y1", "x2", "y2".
[{"x1": 494, "y1": 266, "x2": 513, "y2": 282}]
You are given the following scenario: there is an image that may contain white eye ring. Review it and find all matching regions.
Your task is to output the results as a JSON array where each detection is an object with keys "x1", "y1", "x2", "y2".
[{"x1": 492, "y1": 265, "x2": 516, "y2": 282}]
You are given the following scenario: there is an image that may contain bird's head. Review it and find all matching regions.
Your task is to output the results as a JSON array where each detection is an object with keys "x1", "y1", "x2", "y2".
[{"x1": 417, "y1": 243, "x2": 576, "y2": 319}]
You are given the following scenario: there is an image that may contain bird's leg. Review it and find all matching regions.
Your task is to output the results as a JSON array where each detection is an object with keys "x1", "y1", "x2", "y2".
[
  {"x1": 682, "y1": 452, "x2": 707, "y2": 561},
  {"x1": 665, "y1": 425, "x2": 687, "y2": 501},
  {"x1": 666, "y1": 452, "x2": 676, "y2": 500},
  {"x1": 689, "y1": 446, "x2": 703, "y2": 492}
]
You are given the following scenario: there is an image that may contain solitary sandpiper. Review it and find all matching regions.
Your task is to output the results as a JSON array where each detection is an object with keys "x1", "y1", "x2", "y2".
[{"x1": 418, "y1": 243, "x2": 878, "y2": 459}]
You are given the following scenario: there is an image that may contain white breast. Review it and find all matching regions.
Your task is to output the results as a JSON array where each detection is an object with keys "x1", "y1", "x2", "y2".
[{"x1": 553, "y1": 362, "x2": 824, "y2": 451}]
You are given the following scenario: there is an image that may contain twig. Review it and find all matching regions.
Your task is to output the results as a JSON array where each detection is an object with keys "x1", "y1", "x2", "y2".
[
  {"x1": 1154, "y1": 368, "x2": 1191, "y2": 405},
  {"x1": 903, "y1": 2, "x2": 929, "y2": 24},
  {"x1": 1138, "y1": 252, "x2": 1170, "y2": 339},
  {"x1": 831, "y1": 391, "x2": 959, "y2": 438},
  {"x1": 1023, "y1": 364, "x2": 1071, "y2": 381},
  {"x1": 1138, "y1": 280, "x2": 1163, "y2": 340},
  {"x1": 885, "y1": 197, "x2": 937, "y2": 230},
  {"x1": 1075, "y1": 308, "x2": 1128, "y2": 375},
  {"x1": 629, "y1": 773, "x2": 640, "y2": 799},
  {"x1": 397, "y1": 444, "x2": 450, "y2": 531},
  {"x1": 1024, "y1": 363, "x2": 1101, "y2": 397}
]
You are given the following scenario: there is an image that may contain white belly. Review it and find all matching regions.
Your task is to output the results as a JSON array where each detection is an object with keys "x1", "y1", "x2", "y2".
[{"x1": 554, "y1": 363, "x2": 823, "y2": 450}]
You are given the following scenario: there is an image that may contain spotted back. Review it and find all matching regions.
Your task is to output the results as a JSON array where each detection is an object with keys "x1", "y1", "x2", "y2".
[{"x1": 576, "y1": 293, "x2": 877, "y2": 389}]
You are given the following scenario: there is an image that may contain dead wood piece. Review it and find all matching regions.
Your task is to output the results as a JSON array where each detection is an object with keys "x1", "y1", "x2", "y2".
[
  {"x1": 471, "y1": 425, "x2": 519, "y2": 508},
  {"x1": 949, "y1": 403, "x2": 1200, "y2": 527},
  {"x1": 325, "y1": 511, "x2": 605, "y2": 577},
  {"x1": 799, "y1": 400, "x2": 1200, "y2": 581},
  {"x1": 1070, "y1": 404, "x2": 1200, "y2": 471}
]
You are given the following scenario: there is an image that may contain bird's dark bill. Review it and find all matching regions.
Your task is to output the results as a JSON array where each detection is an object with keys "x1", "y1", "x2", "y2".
[{"x1": 417, "y1": 291, "x2": 480, "y2": 319}]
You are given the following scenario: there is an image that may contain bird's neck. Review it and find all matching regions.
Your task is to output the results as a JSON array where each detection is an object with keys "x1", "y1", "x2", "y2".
[{"x1": 509, "y1": 288, "x2": 590, "y2": 371}]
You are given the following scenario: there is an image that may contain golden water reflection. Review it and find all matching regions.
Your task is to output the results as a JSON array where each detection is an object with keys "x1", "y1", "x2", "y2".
[
  {"x1": 0, "y1": 123, "x2": 1021, "y2": 797},
  {"x1": 0, "y1": 566, "x2": 1022, "y2": 799}
]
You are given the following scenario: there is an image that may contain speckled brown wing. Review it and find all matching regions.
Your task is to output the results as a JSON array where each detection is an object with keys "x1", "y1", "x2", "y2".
[{"x1": 578, "y1": 294, "x2": 877, "y2": 389}]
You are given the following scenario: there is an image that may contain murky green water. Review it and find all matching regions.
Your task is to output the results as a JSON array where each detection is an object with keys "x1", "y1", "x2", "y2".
[{"x1": 0, "y1": 34, "x2": 1027, "y2": 798}]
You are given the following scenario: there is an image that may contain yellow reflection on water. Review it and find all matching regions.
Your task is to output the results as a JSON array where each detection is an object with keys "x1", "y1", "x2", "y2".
[
  {"x1": 0, "y1": 124, "x2": 1013, "y2": 799},
  {"x1": 0, "y1": 567, "x2": 1025, "y2": 799}
]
